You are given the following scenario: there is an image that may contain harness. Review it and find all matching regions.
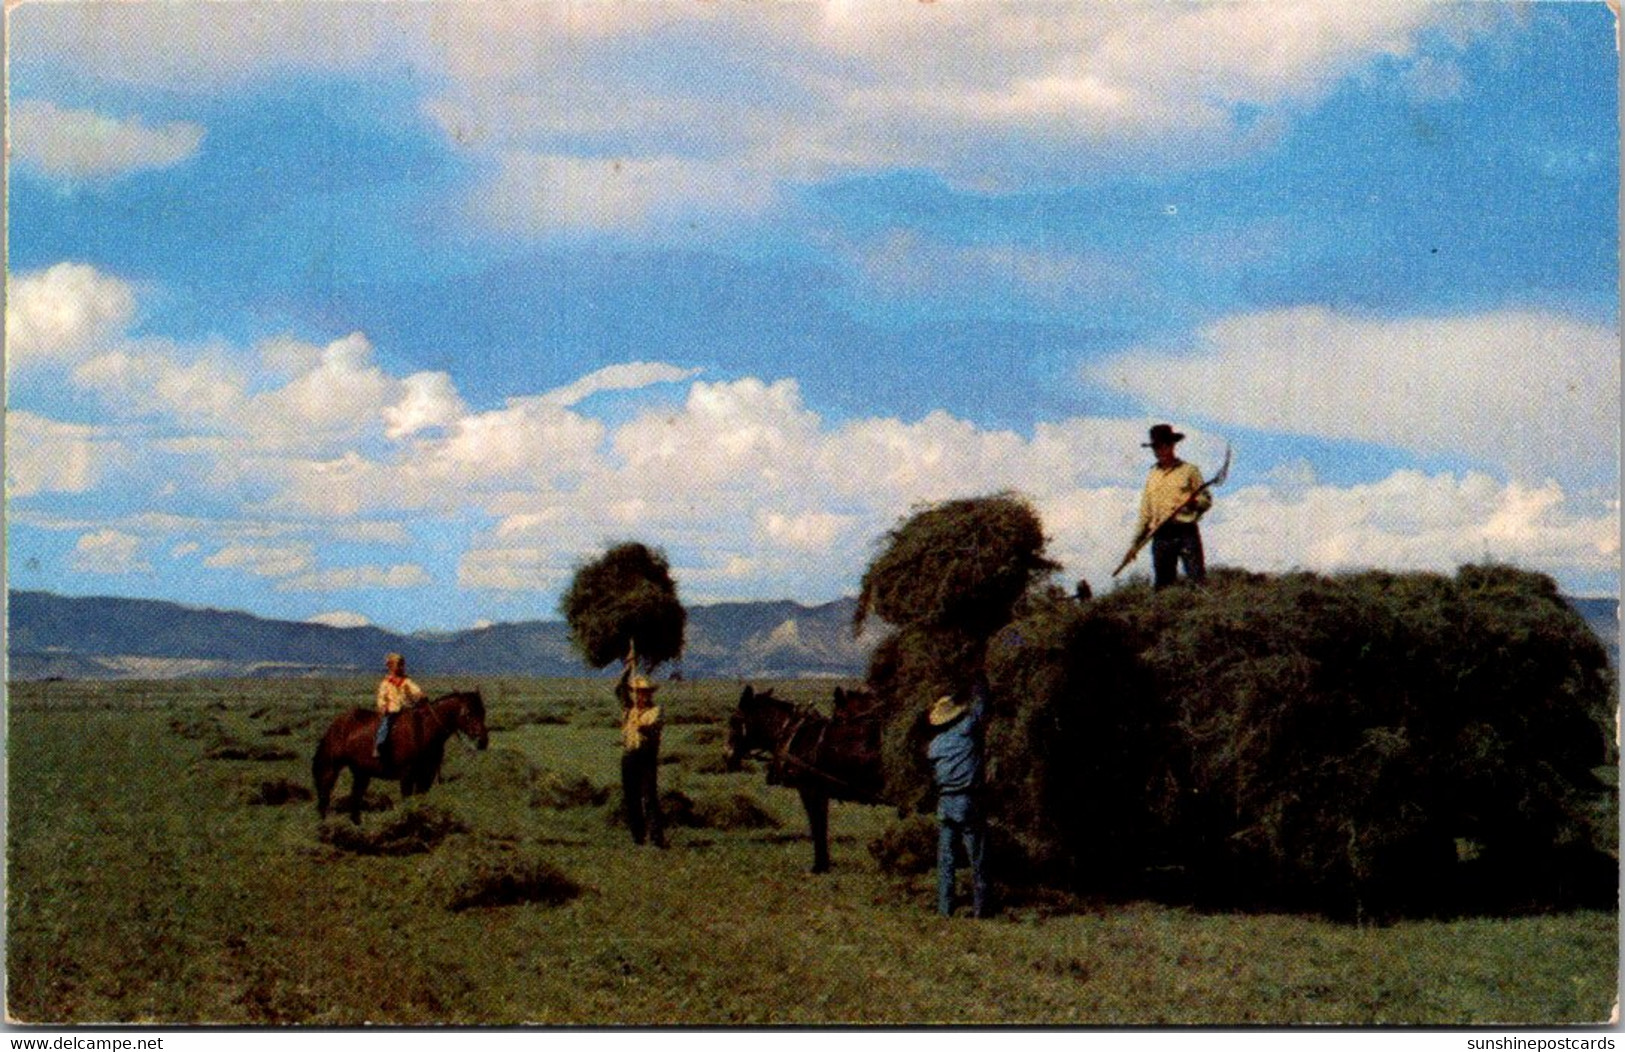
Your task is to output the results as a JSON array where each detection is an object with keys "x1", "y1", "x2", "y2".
[{"x1": 742, "y1": 703, "x2": 867, "y2": 793}]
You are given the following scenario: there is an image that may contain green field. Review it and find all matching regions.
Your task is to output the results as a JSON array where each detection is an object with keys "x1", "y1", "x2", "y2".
[{"x1": 7, "y1": 677, "x2": 1617, "y2": 1025}]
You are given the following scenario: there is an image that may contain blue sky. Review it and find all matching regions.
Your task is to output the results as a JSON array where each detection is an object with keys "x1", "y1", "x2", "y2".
[{"x1": 6, "y1": 2, "x2": 1618, "y2": 632}]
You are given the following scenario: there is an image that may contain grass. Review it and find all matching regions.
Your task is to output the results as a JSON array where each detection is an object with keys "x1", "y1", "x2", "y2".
[{"x1": 6, "y1": 676, "x2": 1617, "y2": 1025}]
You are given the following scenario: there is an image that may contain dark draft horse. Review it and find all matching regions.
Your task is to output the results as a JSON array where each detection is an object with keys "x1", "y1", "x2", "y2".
[
  {"x1": 312, "y1": 690, "x2": 489, "y2": 823},
  {"x1": 724, "y1": 685, "x2": 884, "y2": 873}
]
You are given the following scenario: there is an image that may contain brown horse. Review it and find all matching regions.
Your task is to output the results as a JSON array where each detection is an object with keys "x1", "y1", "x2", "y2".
[
  {"x1": 724, "y1": 685, "x2": 884, "y2": 873},
  {"x1": 312, "y1": 690, "x2": 489, "y2": 823}
]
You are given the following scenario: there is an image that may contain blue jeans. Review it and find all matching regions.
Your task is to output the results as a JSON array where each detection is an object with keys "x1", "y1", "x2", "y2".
[
  {"x1": 937, "y1": 792, "x2": 987, "y2": 918},
  {"x1": 373, "y1": 713, "x2": 395, "y2": 758},
  {"x1": 1152, "y1": 522, "x2": 1205, "y2": 589}
]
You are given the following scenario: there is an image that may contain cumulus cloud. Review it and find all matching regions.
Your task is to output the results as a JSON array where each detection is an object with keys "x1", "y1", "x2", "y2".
[
  {"x1": 68, "y1": 529, "x2": 151, "y2": 575},
  {"x1": 1084, "y1": 307, "x2": 1620, "y2": 489},
  {"x1": 11, "y1": 263, "x2": 1612, "y2": 606},
  {"x1": 6, "y1": 263, "x2": 137, "y2": 365},
  {"x1": 383, "y1": 372, "x2": 466, "y2": 439},
  {"x1": 10, "y1": 100, "x2": 204, "y2": 180}
]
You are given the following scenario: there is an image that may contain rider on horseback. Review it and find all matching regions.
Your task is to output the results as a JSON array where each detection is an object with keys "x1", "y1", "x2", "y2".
[{"x1": 374, "y1": 652, "x2": 425, "y2": 761}]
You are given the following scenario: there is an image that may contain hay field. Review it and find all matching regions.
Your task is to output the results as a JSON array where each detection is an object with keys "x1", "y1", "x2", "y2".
[{"x1": 6, "y1": 677, "x2": 1616, "y2": 1025}]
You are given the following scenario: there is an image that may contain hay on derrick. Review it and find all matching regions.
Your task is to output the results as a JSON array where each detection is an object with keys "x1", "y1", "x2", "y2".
[
  {"x1": 559, "y1": 542, "x2": 686, "y2": 669},
  {"x1": 855, "y1": 492, "x2": 1059, "y2": 637}
]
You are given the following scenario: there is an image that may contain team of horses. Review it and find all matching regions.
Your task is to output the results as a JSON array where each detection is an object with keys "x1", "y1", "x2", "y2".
[{"x1": 310, "y1": 682, "x2": 886, "y2": 872}]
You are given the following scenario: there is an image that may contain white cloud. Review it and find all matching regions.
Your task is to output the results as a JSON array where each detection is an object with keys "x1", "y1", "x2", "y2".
[
  {"x1": 383, "y1": 372, "x2": 466, "y2": 439},
  {"x1": 308, "y1": 610, "x2": 372, "y2": 628},
  {"x1": 14, "y1": 4, "x2": 1513, "y2": 228},
  {"x1": 203, "y1": 543, "x2": 317, "y2": 579},
  {"x1": 475, "y1": 151, "x2": 778, "y2": 234},
  {"x1": 6, "y1": 263, "x2": 137, "y2": 365},
  {"x1": 247, "y1": 332, "x2": 394, "y2": 448},
  {"x1": 539, "y1": 361, "x2": 703, "y2": 409},
  {"x1": 12, "y1": 261, "x2": 1611, "y2": 607},
  {"x1": 5, "y1": 412, "x2": 123, "y2": 498},
  {"x1": 68, "y1": 529, "x2": 150, "y2": 575},
  {"x1": 73, "y1": 348, "x2": 245, "y2": 421},
  {"x1": 1084, "y1": 307, "x2": 1620, "y2": 489},
  {"x1": 458, "y1": 548, "x2": 571, "y2": 593},
  {"x1": 278, "y1": 565, "x2": 431, "y2": 593},
  {"x1": 757, "y1": 510, "x2": 857, "y2": 552},
  {"x1": 10, "y1": 100, "x2": 204, "y2": 179}
]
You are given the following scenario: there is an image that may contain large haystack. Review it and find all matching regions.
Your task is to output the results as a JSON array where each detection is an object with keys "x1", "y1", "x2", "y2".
[
  {"x1": 870, "y1": 563, "x2": 1616, "y2": 919},
  {"x1": 559, "y1": 542, "x2": 686, "y2": 669}
]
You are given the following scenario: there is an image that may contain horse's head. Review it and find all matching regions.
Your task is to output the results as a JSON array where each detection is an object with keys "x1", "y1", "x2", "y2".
[
  {"x1": 724, "y1": 684, "x2": 774, "y2": 772},
  {"x1": 455, "y1": 690, "x2": 489, "y2": 750},
  {"x1": 831, "y1": 686, "x2": 877, "y2": 720}
]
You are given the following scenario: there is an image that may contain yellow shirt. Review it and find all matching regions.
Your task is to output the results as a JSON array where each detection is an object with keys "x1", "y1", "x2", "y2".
[
  {"x1": 621, "y1": 705, "x2": 662, "y2": 752},
  {"x1": 376, "y1": 676, "x2": 425, "y2": 715},
  {"x1": 1137, "y1": 459, "x2": 1211, "y2": 534}
]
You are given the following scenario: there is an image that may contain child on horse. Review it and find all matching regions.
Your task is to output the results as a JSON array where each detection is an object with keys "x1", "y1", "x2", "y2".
[{"x1": 375, "y1": 652, "x2": 425, "y2": 761}]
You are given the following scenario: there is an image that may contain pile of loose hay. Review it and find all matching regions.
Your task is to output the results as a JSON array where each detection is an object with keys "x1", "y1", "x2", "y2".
[
  {"x1": 318, "y1": 803, "x2": 469, "y2": 856},
  {"x1": 441, "y1": 848, "x2": 584, "y2": 911},
  {"x1": 559, "y1": 542, "x2": 686, "y2": 669},
  {"x1": 242, "y1": 779, "x2": 313, "y2": 806}
]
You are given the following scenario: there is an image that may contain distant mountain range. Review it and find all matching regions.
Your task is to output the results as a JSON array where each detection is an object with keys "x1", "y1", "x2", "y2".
[
  {"x1": 5, "y1": 590, "x2": 1617, "y2": 682},
  {"x1": 5, "y1": 590, "x2": 885, "y2": 681}
]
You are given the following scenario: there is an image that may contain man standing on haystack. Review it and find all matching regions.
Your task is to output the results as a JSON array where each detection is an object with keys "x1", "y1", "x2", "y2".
[{"x1": 1136, "y1": 423, "x2": 1212, "y2": 589}]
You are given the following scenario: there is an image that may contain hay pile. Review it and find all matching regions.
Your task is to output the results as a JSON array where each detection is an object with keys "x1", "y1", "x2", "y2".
[
  {"x1": 871, "y1": 562, "x2": 1616, "y2": 919},
  {"x1": 318, "y1": 803, "x2": 469, "y2": 856},
  {"x1": 441, "y1": 848, "x2": 584, "y2": 911},
  {"x1": 856, "y1": 492, "x2": 1059, "y2": 638},
  {"x1": 559, "y1": 542, "x2": 686, "y2": 669}
]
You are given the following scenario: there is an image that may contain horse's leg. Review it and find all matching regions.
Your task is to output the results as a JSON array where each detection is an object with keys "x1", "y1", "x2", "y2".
[
  {"x1": 313, "y1": 745, "x2": 338, "y2": 819},
  {"x1": 800, "y1": 785, "x2": 831, "y2": 873},
  {"x1": 349, "y1": 768, "x2": 372, "y2": 825}
]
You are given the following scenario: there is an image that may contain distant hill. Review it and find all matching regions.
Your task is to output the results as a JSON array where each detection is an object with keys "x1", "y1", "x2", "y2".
[
  {"x1": 5, "y1": 589, "x2": 1614, "y2": 682},
  {"x1": 5, "y1": 590, "x2": 881, "y2": 681}
]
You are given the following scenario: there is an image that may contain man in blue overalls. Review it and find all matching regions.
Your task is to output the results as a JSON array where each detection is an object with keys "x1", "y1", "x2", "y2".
[{"x1": 926, "y1": 669, "x2": 992, "y2": 918}]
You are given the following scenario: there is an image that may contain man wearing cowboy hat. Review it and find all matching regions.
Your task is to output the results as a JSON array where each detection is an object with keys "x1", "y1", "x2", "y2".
[
  {"x1": 926, "y1": 668, "x2": 992, "y2": 918},
  {"x1": 616, "y1": 648, "x2": 667, "y2": 848},
  {"x1": 1137, "y1": 423, "x2": 1211, "y2": 589}
]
